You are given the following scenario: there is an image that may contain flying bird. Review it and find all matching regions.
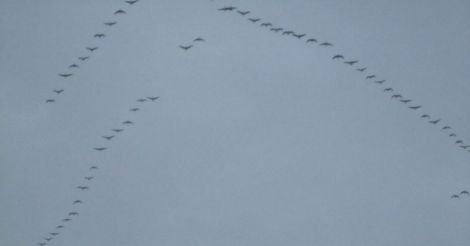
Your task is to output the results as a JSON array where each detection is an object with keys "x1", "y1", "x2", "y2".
[
  {"x1": 420, "y1": 114, "x2": 430, "y2": 118},
  {"x1": 53, "y1": 89, "x2": 64, "y2": 94},
  {"x1": 399, "y1": 99, "x2": 411, "y2": 103},
  {"x1": 383, "y1": 88, "x2": 393, "y2": 92},
  {"x1": 449, "y1": 133, "x2": 457, "y2": 137},
  {"x1": 460, "y1": 190, "x2": 469, "y2": 195},
  {"x1": 112, "y1": 129, "x2": 124, "y2": 133},
  {"x1": 179, "y1": 45, "x2": 193, "y2": 51},
  {"x1": 130, "y1": 108, "x2": 140, "y2": 112},
  {"x1": 103, "y1": 135, "x2": 114, "y2": 140},
  {"x1": 77, "y1": 186, "x2": 89, "y2": 190},
  {"x1": 442, "y1": 126, "x2": 451, "y2": 130},
  {"x1": 94, "y1": 147, "x2": 107, "y2": 151},
  {"x1": 293, "y1": 33, "x2": 306, "y2": 39},
  {"x1": 94, "y1": 33, "x2": 106, "y2": 38},
  {"x1": 62, "y1": 218, "x2": 71, "y2": 222},
  {"x1": 409, "y1": 105, "x2": 422, "y2": 110},
  {"x1": 89, "y1": 166, "x2": 98, "y2": 170},
  {"x1": 455, "y1": 140, "x2": 463, "y2": 144},
  {"x1": 46, "y1": 99, "x2": 55, "y2": 103},
  {"x1": 84, "y1": 176, "x2": 94, "y2": 181},
  {"x1": 122, "y1": 120, "x2": 133, "y2": 125},
  {"x1": 69, "y1": 63, "x2": 79, "y2": 68},
  {"x1": 87, "y1": 47, "x2": 98, "y2": 52},
  {"x1": 44, "y1": 238, "x2": 53, "y2": 242},
  {"x1": 147, "y1": 96, "x2": 160, "y2": 101},
  {"x1": 49, "y1": 233, "x2": 59, "y2": 236},
  {"x1": 114, "y1": 9, "x2": 126, "y2": 14},
  {"x1": 137, "y1": 98, "x2": 147, "y2": 102},
  {"x1": 248, "y1": 18, "x2": 260, "y2": 23},
  {"x1": 428, "y1": 119, "x2": 441, "y2": 124},
  {"x1": 451, "y1": 194, "x2": 459, "y2": 199},
  {"x1": 460, "y1": 145, "x2": 470, "y2": 149},
  {"x1": 68, "y1": 212, "x2": 79, "y2": 216},
  {"x1": 391, "y1": 94, "x2": 402, "y2": 99},
  {"x1": 56, "y1": 225, "x2": 64, "y2": 229},
  {"x1": 344, "y1": 60, "x2": 358, "y2": 65},
  {"x1": 270, "y1": 27, "x2": 283, "y2": 32},
  {"x1": 237, "y1": 10, "x2": 250, "y2": 15},
  {"x1": 73, "y1": 200, "x2": 82, "y2": 204},
  {"x1": 320, "y1": 42, "x2": 333, "y2": 46},
  {"x1": 260, "y1": 22, "x2": 272, "y2": 27},
  {"x1": 193, "y1": 37, "x2": 205, "y2": 42},
  {"x1": 218, "y1": 6, "x2": 236, "y2": 11},
  {"x1": 366, "y1": 75, "x2": 376, "y2": 79},
  {"x1": 125, "y1": 0, "x2": 139, "y2": 4},
  {"x1": 78, "y1": 56, "x2": 89, "y2": 61},
  {"x1": 282, "y1": 30, "x2": 294, "y2": 35},
  {"x1": 332, "y1": 54, "x2": 344, "y2": 59},
  {"x1": 356, "y1": 67, "x2": 367, "y2": 72},
  {"x1": 375, "y1": 80, "x2": 385, "y2": 84},
  {"x1": 104, "y1": 21, "x2": 117, "y2": 26},
  {"x1": 59, "y1": 73, "x2": 72, "y2": 78},
  {"x1": 38, "y1": 243, "x2": 46, "y2": 246}
]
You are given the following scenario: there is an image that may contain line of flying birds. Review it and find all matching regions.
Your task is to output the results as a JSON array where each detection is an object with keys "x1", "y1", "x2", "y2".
[{"x1": 217, "y1": 5, "x2": 469, "y2": 199}]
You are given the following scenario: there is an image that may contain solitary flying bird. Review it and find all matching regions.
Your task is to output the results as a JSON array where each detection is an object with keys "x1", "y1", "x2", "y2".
[
  {"x1": 218, "y1": 6, "x2": 236, "y2": 11},
  {"x1": 68, "y1": 212, "x2": 79, "y2": 216},
  {"x1": 38, "y1": 243, "x2": 46, "y2": 246},
  {"x1": 87, "y1": 47, "x2": 98, "y2": 52},
  {"x1": 420, "y1": 114, "x2": 430, "y2": 118},
  {"x1": 261, "y1": 22, "x2": 272, "y2": 27},
  {"x1": 237, "y1": 10, "x2": 250, "y2": 15},
  {"x1": 332, "y1": 54, "x2": 344, "y2": 59},
  {"x1": 103, "y1": 135, "x2": 114, "y2": 140},
  {"x1": 248, "y1": 18, "x2": 261, "y2": 23},
  {"x1": 366, "y1": 75, "x2": 376, "y2": 79},
  {"x1": 53, "y1": 89, "x2": 64, "y2": 94},
  {"x1": 428, "y1": 119, "x2": 440, "y2": 124},
  {"x1": 77, "y1": 186, "x2": 89, "y2": 190},
  {"x1": 357, "y1": 67, "x2": 367, "y2": 72},
  {"x1": 455, "y1": 140, "x2": 463, "y2": 144},
  {"x1": 69, "y1": 63, "x2": 79, "y2": 68},
  {"x1": 59, "y1": 73, "x2": 72, "y2": 78},
  {"x1": 193, "y1": 37, "x2": 205, "y2": 42},
  {"x1": 409, "y1": 105, "x2": 422, "y2": 110},
  {"x1": 451, "y1": 194, "x2": 459, "y2": 199},
  {"x1": 391, "y1": 94, "x2": 402, "y2": 99},
  {"x1": 375, "y1": 80, "x2": 385, "y2": 84},
  {"x1": 104, "y1": 21, "x2": 117, "y2": 26},
  {"x1": 94, "y1": 147, "x2": 107, "y2": 151},
  {"x1": 46, "y1": 99, "x2": 55, "y2": 103},
  {"x1": 282, "y1": 30, "x2": 294, "y2": 35},
  {"x1": 384, "y1": 88, "x2": 393, "y2": 92},
  {"x1": 137, "y1": 98, "x2": 147, "y2": 102},
  {"x1": 344, "y1": 60, "x2": 358, "y2": 65},
  {"x1": 44, "y1": 238, "x2": 53, "y2": 242},
  {"x1": 122, "y1": 120, "x2": 133, "y2": 125},
  {"x1": 62, "y1": 218, "x2": 71, "y2": 222},
  {"x1": 84, "y1": 176, "x2": 94, "y2": 181},
  {"x1": 270, "y1": 27, "x2": 283, "y2": 32},
  {"x1": 125, "y1": 0, "x2": 138, "y2": 4},
  {"x1": 89, "y1": 166, "x2": 98, "y2": 170},
  {"x1": 293, "y1": 33, "x2": 306, "y2": 39},
  {"x1": 56, "y1": 225, "x2": 64, "y2": 229},
  {"x1": 112, "y1": 129, "x2": 124, "y2": 133},
  {"x1": 399, "y1": 99, "x2": 411, "y2": 103},
  {"x1": 130, "y1": 108, "x2": 140, "y2": 112},
  {"x1": 460, "y1": 190, "x2": 469, "y2": 195},
  {"x1": 442, "y1": 126, "x2": 451, "y2": 130},
  {"x1": 147, "y1": 96, "x2": 160, "y2": 101},
  {"x1": 449, "y1": 133, "x2": 457, "y2": 137},
  {"x1": 78, "y1": 56, "x2": 89, "y2": 61},
  {"x1": 114, "y1": 9, "x2": 126, "y2": 14},
  {"x1": 460, "y1": 145, "x2": 470, "y2": 149},
  {"x1": 94, "y1": 33, "x2": 106, "y2": 38},
  {"x1": 49, "y1": 233, "x2": 59, "y2": 236},
  {"x1": 179, "y1": 45, "x2": 193, "y2": 50},
  {"x1": 73, "y1": 200, "x2": 82, "y2": 204},
  {"x1": 320, "y1": 42, "x2": 333, "y2": 46}
]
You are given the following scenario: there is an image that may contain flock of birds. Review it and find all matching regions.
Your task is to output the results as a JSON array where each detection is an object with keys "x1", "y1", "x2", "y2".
[{"x1": 216, "y1": 5, "x2": 469, "y2": 200}]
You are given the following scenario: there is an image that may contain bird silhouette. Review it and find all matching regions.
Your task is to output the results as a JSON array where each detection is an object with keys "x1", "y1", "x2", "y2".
[
  {"x1": 421, "y1": 114, "x2": 430, "y2": 118},
  {"x1": 147, "y1": 96, "x2": 160, "y2": 101},
  {"x1": 428, "y1": 119, "x2": 441, "y2": 124},
  {"x1": 84, "y1": 176, "x2": 94, "y2": 181},
  {"x1": 399, "y1": 99, "x2": 411, "y2": 103},
  {"x1": 87, "y1": 47, "x2": 98, "y2": 52},
  {"x1": 179, "y1": 45, "x2": 193, "y2": 51},
  {"x1": 122, "y1": 120, "x2": 133, "y2": 125},
  {"x1": 46, "y1": 99, "x2": 55, "y2": 103},
  {"x1": 68, "y1": 212, "x2": 79, "y2": 216},
  {"x1": 383, "y1": 88, "x2": 393, "y2": 92},
  {"x1": 62, "y1": 218, "x2": 71, "y2": 222},
  {"x1": 260, "y1": 22, "x2": 272, "y2": 27},
  {"x1": 69, "y1": 63, "x2": 79, "y2": 68},
  {"x1": 460, "y1": 145, "x2": 470, "y2": 149},
  {"x1": 219, "y1": 6, "x2": 236, "y2": 11},
  {"x1": 53, "y1": 89, "x2": 64, "y2": 94},
  {"x1": 49, "y1": 233, "x2": 59, "y2": 236},
  {"x1": 449, "y1": 133, "x2": 457, "y2": 137},
  {"x1": 375, "y1": 80, "x2": 385, "y2": 84},
  {"x1": 77, "y1": 186, "x2": 89, "y2": 190},
  {"x1": 44, "y1": 238, "x2": 53, "y2": 242},
  {"x1": 114, "y1": 9, "x2": 126, "y2": 14},
  {"x1": 320, "y1": 42, "x2": 333, "y2": 46},
  {"x1": 282, "y1": 30, "x2": 294, "y2": 35},
  {"x1": 442, "y1": 126, "x2": 451, "y2": 130},
  {"x1": 73, "y1": 200, "x2": 82, "y2": 204},
  {"x1": 38, "y1": 243, "x2": 46, "y2": 246},
  {"x1": 56, "y1": 225, "x2": 64, "y2": 229},
  {"x1": 391, "y1": 94, "x2": 402, "y2": 99},
  {"x1": 94, "y1": 33, "x2": 106, "y2": 38},
  {"x1": 237, "y1": 10, "x2": 250, "y2": 15},
  {"x1": 104, "y1": 21, "x2": 117, "y2": 26},
  {"x1": 451, "y1": 194, "x2": 459, "y2": 199},
  {"x1": 455, "y1": 140, "x2": 463, "y2": 144},
  {"x1": 112, "y1": 129, "x2": 124, "y2": 133},
  {"x1": 248, "y1": 18, "x2": 260, "y2": 23},
  {"x1": 94, "y1": 147, "x2": 107, "y2": 151},
  {"x1": 332, "y1": 54, "x2": 344, "y2": 59},
  {"x1": 270, "y1": 27, "x2": 283, "y2": 32},
  {"x1": 460, "y1": 190, "x2": 469, "y2": 195},
  {"x1": 78, "y1": 56, "x2": 89, "y2": 61},
  {"x1": 103, "y1": 135, "x2": 115, "y2": 140},
  {"x1": 125, "y1": 0, "x2": 138, "y2": 4},
  {"x1": 137, "y1": 98, "x2": 147, "y2": 102},
  {"x1": 344, "y1": 60, "x2": 358, "y2": 65},
  {"x1": 193, "y1": 37, "x2": 205, "y2": 42},
  {"x1": 409, "y1": 105, "x2": 422, "y2": 110},
  {"x1": 130, "y1": 108, "x2": 140, "y2": 112},
  {"x1": 293, "y1": 33, "x2": 306, "y2": 39},
  {"x1": 59, "y1": 73, "x2": 72, "y2": 78},
  {"x1": 356, "y1": 67, "x2": 367, "y2": 72},
  {"x1": 365, "y1": 75, "x2": 376, "y2": 79}
]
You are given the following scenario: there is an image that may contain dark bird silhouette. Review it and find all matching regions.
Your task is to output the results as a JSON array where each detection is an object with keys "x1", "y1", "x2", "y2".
[
  {"x1": 455, "y1": 140, "x2": 463, "y2": 144},
  {"x1": 68, "y1": 212, "x2": 79, "y2": 216},
  {"x1": 248, "y1": 18, "x2": 260, "y2": 23},
  {"x1": 49, "y1": 233, "x2": 59, "y2": 236},
  {"x1": 125, "y1": 0, "x2": 138, "y2": 4},
  {"x1": 421, "y1": 114, "x2": 430, "y2": 118},
  {"x1": 84, "y1": 176, "x2": 94, "y2": 181},
  {"x1": 94, "y1": 147, "x2": 107, "y2": 151},
  {"x1": 112, "y1": 129, "x2": 124, "y2": 133},
  {"x1": 270, "y1": 27, "x2": 283, "y2": 32},
  {"x1": 73, "y1": 200, "x2": 82, "y2": 204},
  {"x1": 332, "y1": 54, "x2": 344, "y2": 59},
  {"x1": 46, "y1": 99, "x2": 55, "y2": 103},
  {"x1": 53, "y1": 89, "x2": 64, "y2": 94},
  {"x1": 78, "y1": 56, "x2": 89, "y2": 61},
  {"x1": 103, "y1": 135, "x2": 114, "y2": 140},
  {"x1": 449, "y1": 133, "x2": 457, "y2": 137},
  {"x1": 219, "y1": 6, "x2": 236, "y2": 11},
  {"x1": 104, "y1": 21, "x2": 117, "y2": 26},
  {"x1": 193, "y1": 37, "x2": 205, "y2": 42},
  {"x1": 356, "y1": 67, "x2": 367, "y2": 72},
  {"x1": 451, "y1": 194, "x2": 459, "y2": 199},
  {"x1": 237, "y1": 10, "x2": 250, "y2": 15},
  {"x1": 344, "y1": 60, "x2": 358, "y2": 65},
  {"x1": 69, "y1": 63, "x2": 79, "y2": 68},
  {"x1": 366, "y1": 75, "x2": 376, "y2": 79},
  {"x1": 147, "y1": 96, "x2": 160, "y2": 101},
  {"x1": 122, "y1": 120, "x2": 133, "y2": 125},
  {"x1": 94, "y1": 33, "x2": 106, "y2": 38},
  {"x1": 44, "y1": 238, "x2": 53, "y2": 242},
  {"x1": 282, "y1": 30, "x2": 294, "y2": 35},
  {"x1": 179, "y1": 45, "x2": 193, "y2": 51},
  {"x1": 375, "y1": 80, "x2": 385, "y2": 84},
  {"x1": 428, "y1": 119, "x2": 441, "y2": 124},
  {"x1": 130, "y1": 108, "x2": 140, "y2": 112},
  {"x1": 442, "y1": 126, "x2": 451, "y2": 130},
  {"x1": 399, "y1": 99, "x2": 411, "y2": 103},
  {"x1": 56, "y1": 225, "x2": 64, "y2": 229},
  {"x1": 38, "y1": 243, "x2": 46, "y2": 246},
  {"x1": 293, "y1": 33, "x2": 306, "y2": 39},
  {"x1": 114, "y1": 9, "x2": 126, "y2": 14},
  {"x1": 137, "y1": 98, "x2": 147, "y2": 102},
  {"x1": 320, "y1": 42, "x2": 333, "y2": 46},
  {"x1": 87, "y1": 47, "x2": 98, "y2": 52},
  {"x1": 460, "y1": 190, "x2": 469, "y2": 195},
  {"x1": 77, "y1": 186, "x2": 89, "y2": 190},
  {"x1": 260, "y1": 22, "x2": 272, "y2": 27},
  {"x1": 384, "y1": 88, "x2": 393, "y2": 92},
  {"x1": 62, "y1": 218, "x2": 71, "y2": 222},
  {"x1": 409, "y1": 105, "x2": 422, "y2": 110},
  {"x1": 391, "y1": 94, "x2": 402, "y2": 99},
  {"x1": 460, "y1": 145, "x2": 470, "y2": 149},
  {"x1": 89, "y1": 166, "x2": 98, "y2": 170},
  {"x1": 59, "y1": 73, "x2": 72, "y2": 78}
]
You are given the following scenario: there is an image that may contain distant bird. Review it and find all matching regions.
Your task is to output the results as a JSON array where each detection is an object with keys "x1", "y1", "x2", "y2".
[
  {"x1": 122, "y1": 120, "x2": 133, "y2": 125},
  {"x1": 114, "y1": 9, "x2": 126, "y2": 14},
  {"x1": 218, "y1": 6, "x2": 236, "y2": 11},
  {"x1": 68, "y1": 212, "x2": 79, "y2": 216},
  {"x1": 38, "y1": 243, "x2": 46, "y2": 246},
  {"x1": 460, "y1": 145, "x2": 470, "y2": 149},
  {"x1": 420, "y1": 114, "x2": 430, "y2": 118},
  {"x1": 94, "y1": 147, "x2": 107, "y2": 151},
  {"x1": 84, "y1": 176, "x2": 94, "y2": 181},
  {"x1": 455, "y1": 140, "x2": 463, "y2": 144},
  {"x1": 320, "y1": 42, "x2": 333, "y2": 46},
  {"x1": 179, "y1": 45, "x2": 193, "y2": 51},
  {"x1": 282, "y1": 30, "x2": 294, "y2": 35},
  {"x1": 77, "y1": 186, "x2": 89, "y2": 190},
  {"x1": 449, "y1": 133, "x2": 457, "y2": 137},
  {"x1": 442, "y1": 126, "x2": 451, "y2": 130},
  {"x1": 104, "y1": 21, "x2": 117, "y2": 26},
  {"x1": 237, "y1": 10, "x2": 250, "y2": 15},
  {"x1": 73, "y1": 200, "x2": 82, "y2": 204},
  {"x1": 112, "y1": 129, "x2": 124, "y2": 133},
  {"x1": 451, "y1": 194, "x2": 459, "y2": 199},
  {"x1": 56, "y1": 225, "x2": 64, "y2": 229},
  {"x1": 89, "y1": 166, "x2": 98, "y2": 170},
  {"x1": 399, "y1": 99, "x2": 411, "y2": 103},
  {"x1": 383, "y1": 88, "x2": 393, "y2": 92},
  {"x1": 344, "y1": 60, "x2": 358, "y2": 65},
  {"x1": 130, "y1": 108, "x2": 140, "y2": 112},
  {"x1": 59, "y1": 73, "x2": 72, "y2": 78},
  {"x1": 292, "y1": 33, "x2": 306, "y2": 39},
  {"x1": 53, "y1": 89, "x2": 64, "y2": 94},
  {"x1": 428, "y1": 119, "x2": 441, "y2": 124},
  {"x1": 147, "y1": 96, "x2": 160, "y2": 101},
  {"x1": 137, "y1": 98, "x2": 147, "y2": 102},
  {"x1": 409, "y1": 105, "x2": 422, "y2": 110},
  {"x1": 248, "y1": 18, "x2": 260, "y2": 23},
  {"x1": 62, "y1": 218, "x2": 71, "y2": 222},
  {"x1": 193, "y1": 37, "x2": 205, "y2": 42},
  {"x1": 460, "y1": 190, "x2": 469, "y2": 195},
  {"x1": 391, "y1": 94, "x2": 402, "y2": 99},
  {"x1": 44, "y1": 238, "x2": 53, "y2": 242},
  {"x1": 46, "y1": 99, "x2": 55, "y2": 103},
  {"x1": 270, "y1": 27, "x2": 283, "y2": 32},
  {"x1": 78, "y1": 56, "x2": 89, "y2": 61},
  {"x1": 366, "y1": 75, "x2": 376, "y2": 79},
  {"x1": 375, "y1": 80, "x2": 385, "y2": 84},
  {"x1": 103, "y1": 135, "x2": 114, "y2": 140},
  {"x1": 332, "y1": 54, "x2": 344, "y2": 59},
  {"x1": 125, "y1": 0, "x2": 138, "y2": 4},
  {"x1": 94, "y1": 33, "x2": 106, "y2": 38},
  {"x1": 260, "y1": 22, "x2": 272, "y2": 27},
  {"x1": 69, "y1": 63, "x2": 79, "y2": 68},
  {"x1": 87, "y1": 47, "x2": 98, "y2": 52},
  {"x1": 356, "y1": 67, "x2": 367, "y2": 72},
  {"x1": 49, "y1": 233, "x2": 59, "y2": 236}
]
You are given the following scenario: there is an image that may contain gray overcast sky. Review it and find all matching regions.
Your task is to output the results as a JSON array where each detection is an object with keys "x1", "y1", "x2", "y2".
[{"x1": 1, "y1": 0, "x2": 470, "y2": 245}]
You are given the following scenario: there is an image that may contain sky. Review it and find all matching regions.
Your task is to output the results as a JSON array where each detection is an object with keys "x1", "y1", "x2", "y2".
[{"x1": 1, "y1": 0, "x2": 470, "y2": 245}]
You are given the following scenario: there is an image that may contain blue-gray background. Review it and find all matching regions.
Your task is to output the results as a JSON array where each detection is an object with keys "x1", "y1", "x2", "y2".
[{"x1": 1, "y1": 0, "x2": 470, "y2": 245}]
